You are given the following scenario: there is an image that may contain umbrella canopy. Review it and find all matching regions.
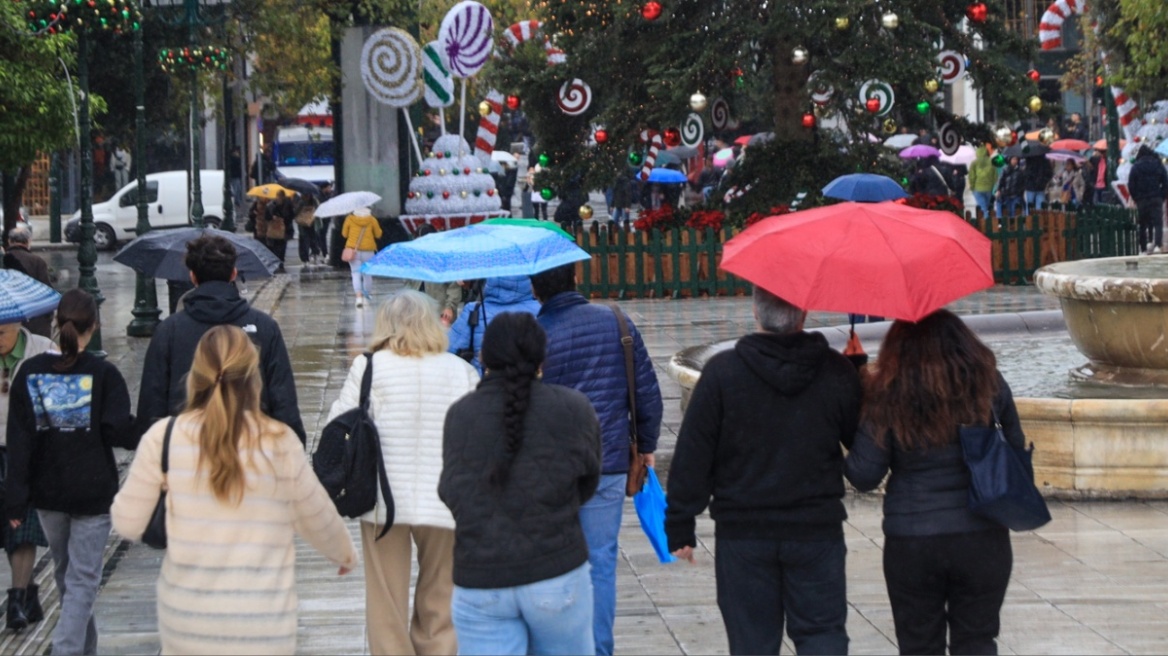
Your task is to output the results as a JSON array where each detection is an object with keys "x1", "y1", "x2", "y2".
[
  {"x1": 362, "y1": 224, "x2": 590, "y2": 282},
  {"x1": 883, "y1": 134, "x2": 919, "y2": 150},
  {"x1": 654, "y1": 151, "x2": 682, "y2": 167},
  {"x1": 247, "y1": 183, "x2": 295, "y2": 199},
  {"x1": 490, "y1": 150, "x2": 518, "y2": 166},
  {"x1": 277, "y1": 177, "x2": 322, "y2": 199},
  {"x1": 1002, "y1": 140, "x2": 1050, "y2": 159},
  {"x1": 0, "y1": 270, "x2": 60, "y2": 324},
  {"x1": 1050, "y1": 139, "x2": 1090, "y2": 151},
  {"x1": 1046, "y1": 149, "x2": 1087, "y2": 162},
  {"x1": 314, "y1": 191, "x2": 383, "y2": 218},
  {"x1": 748, "y1": 132, "x2": 775, "y2": 146},
  {"x1": 666, "y1": 145, "x2": 700, "y2": 159},
  {"x1": 822, "y1": 173, "x2": 908, "y2": 202},
  {"x1": 480, "y1": 217, "x2": 574, "y2": 240},
  {"x1": 1156, "y1": 140, "x2": 1168, "y2": 157},
  {"x1": 647, "y1": 168, "x2": 688, "y2": 184},
  {"x1": 113, "y1": 228, "x2": 281, "y2": 281},
  {"x1": 733, "y1": 135, "x2": 751, "y2": 146},
  {"x1": 939, "y1": 144, "x2": 977, "y2": 166},
  {"x1": 899, "y1": 144, "x2": 942, "y2": 159},
  {"x1": 720, "y1": 202, "x2": 993, "y2": 322},
  {"x1": 712, "y1": 148, "x2": 735, "y2": 168}
]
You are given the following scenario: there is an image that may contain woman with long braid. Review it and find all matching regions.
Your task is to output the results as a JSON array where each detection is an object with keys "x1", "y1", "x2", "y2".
[{"x1": 440, "y1": 312, "x2": 602, "y2": 655}]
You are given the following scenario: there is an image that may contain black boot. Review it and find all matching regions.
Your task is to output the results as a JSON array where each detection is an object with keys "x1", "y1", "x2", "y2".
[
  {"x1": 23, "y1": 584, "x2": 42, "y2": 623},
  {"x1": 6, "y1": 588, "x2": 28, "y2": 631}
]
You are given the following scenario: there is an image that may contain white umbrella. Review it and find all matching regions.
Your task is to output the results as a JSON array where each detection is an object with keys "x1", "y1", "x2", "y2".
[
  {"x1": 939, "y1": 144, "x2": 976, "y2": 166},
  {"x1": 490, "y1": 151, "x2": 518, "y2": 166},
  {"x1": 883, "y1": 134, "x2": 918, "y2": 149},
  {"x1": 314, "y1": 191, "x2": 383, "y2": 218}
]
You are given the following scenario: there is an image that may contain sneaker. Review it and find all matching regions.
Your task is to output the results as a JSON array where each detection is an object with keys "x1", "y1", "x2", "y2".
[
  {"x1": 355, "y1": 296, "x2": 364, "y2": 308},
  {"x1": 1155, "y1": 246, "x2": 1163, "y2": 255}
]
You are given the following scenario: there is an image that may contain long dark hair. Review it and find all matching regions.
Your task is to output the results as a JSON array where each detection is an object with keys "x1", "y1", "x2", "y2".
[
  {"x1": 862, "y1": 310, "x2": 999, "y2": 450},
  {"x1": 479, "y1": 312, "x2": 547, "y2": 488},
  {"x1": 53, "y1": 289, "x2": 97, "y2": 371}
]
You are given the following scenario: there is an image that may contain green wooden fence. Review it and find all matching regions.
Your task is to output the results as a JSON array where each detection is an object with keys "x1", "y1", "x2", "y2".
[{"x1": 573, "y1": 207, "x2": 1141, "y2": 299}]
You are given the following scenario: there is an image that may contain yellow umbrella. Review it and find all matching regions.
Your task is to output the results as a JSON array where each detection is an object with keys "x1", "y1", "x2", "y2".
[{"x1": 246, "y1": 183, "x2": 295, "y2": 199}]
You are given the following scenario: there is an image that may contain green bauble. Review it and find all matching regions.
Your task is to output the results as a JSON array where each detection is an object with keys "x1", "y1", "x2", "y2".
[
  {"x1": 540, "y1": 187, "x2": 554, "y2": 201},
  {"x1": 992, "y1": 154, "x2": 1005, "y2": 167},
  {"x1": 628, "y1": 151, "x2": 643, "y2": 166},
  {"x1": 538, "y1": 153, "x2": 550, "y2": 167}
]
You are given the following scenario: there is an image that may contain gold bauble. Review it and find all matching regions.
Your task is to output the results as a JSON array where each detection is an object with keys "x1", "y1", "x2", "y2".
[
  {"x1": 834, "y1": 16, "x2": 850, "y2": 31},
  {"x1": 792, "y1": 47, "x2": 809, "y2": 65},
  {"x1": 882, "y1": 118, "x2": 898, "y2": 135},
  {"x1": 578, "y1": 205, "x2": 594, "y2": 220},
  {"x1": 690, "y1": 92, "x2": 708, "y2": 112},
  {"x1": 439, "y1": 168, "x2": 447, "y2": 175},
  {"x1": 478, "y1": 101, "x2": 491, "y2": 117},
  {"x1": 1028, "y1": 96, "x2": 1043, "y2": 113},
  {"x1": 882, "y1": 11, "x2": 899, "y2": 29},
  {"x1": 925, "y1": 79, "x2": 940, "y2": 94},
  {"x1": 460, "y1": 190, "x2": 468, "y2": 198},
  {"x1": 1038, "y1": 127, "x2": 1056, "y2": 145}
]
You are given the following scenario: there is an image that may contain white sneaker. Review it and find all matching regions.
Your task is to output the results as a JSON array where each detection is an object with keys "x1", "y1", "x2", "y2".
[
  {"x1": 355, "y1": 296, "x2": 364, "y2": 308},
  {"x1": 1155, "y1": 246, "x2": 1163, "y2": 255}
]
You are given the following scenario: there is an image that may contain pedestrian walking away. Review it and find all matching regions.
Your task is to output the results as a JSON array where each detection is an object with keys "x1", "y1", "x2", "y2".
[
  {"x1": 327, "y1": 290, "x2": 479, "y2": 655},
  {"x1": 530, "y1": 263, "x2": 663, "y2": 656},
  {"x1": 135, "y1": 235, "x2": 307, "y2": 444},
  {"x1": 1127, "y1": 145, "x2": 1168, "y2": 254},
  {"x1": 113, "y1": 325, "x2": 357, "y2": 655},
  {"x1": 5, "y1": 290, "x2": 136, "y2": 655},
  {"x1": 341, "y1": 207, "x2": 383, "y2": 307},
  {"x1": 665, "y1": 288, "x2": 861, "y2": 655},
  {"x1": 845, "y1": 310, "x2": 1023, "y2": 655},
  {"x1": 447, "y1": 276, "x2": 541, "y2": 374},
  {"x1": 440, "y1": 312, "x2": 602, "y2": 655}
]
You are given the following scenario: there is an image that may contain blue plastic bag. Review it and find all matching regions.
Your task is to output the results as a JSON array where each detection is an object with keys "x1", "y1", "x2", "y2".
[{"x1": 633, "y1": 468, "x2": 677, "y2": 564}]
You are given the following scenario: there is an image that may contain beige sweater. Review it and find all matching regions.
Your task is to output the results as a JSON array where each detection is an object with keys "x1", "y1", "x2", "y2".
[{"x1": 111, "y1": 414, "x2": 357, "y2": 655}]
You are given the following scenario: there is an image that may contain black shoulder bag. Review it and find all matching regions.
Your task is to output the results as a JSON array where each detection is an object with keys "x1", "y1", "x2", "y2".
[{"x1": 142, "y1": 417, "x2": 176, "y2": 549}]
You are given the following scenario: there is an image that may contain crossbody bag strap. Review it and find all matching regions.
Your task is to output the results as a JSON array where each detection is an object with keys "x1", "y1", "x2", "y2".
[
  {"x1": 359, "y1": 352, "x2": 374, "y2": 410},
  {"x1": 361, "y1": 354, "x2": 393, "y2": 541},
  {"x1": 607, "y1": 304, "x2": 639, "y2": 450},
  {"x1": 161, "y1": 416, "x2": 176, "y2": 490}
]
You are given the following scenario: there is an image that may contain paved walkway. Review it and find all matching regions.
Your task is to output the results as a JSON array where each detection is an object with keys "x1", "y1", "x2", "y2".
[{"x1": 9, "y1": 251, "x2": 1168, "y2": 655}]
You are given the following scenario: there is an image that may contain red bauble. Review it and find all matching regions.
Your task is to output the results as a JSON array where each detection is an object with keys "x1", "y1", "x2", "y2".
[
  {"x1": 594, "y1": 129, "x2": 609, "y2": 144},
  {"x1": 505, "y1": 95, "x2": 521, "y2": 111},
  {"x1": 965, "y1": 2, "x2": 987, "y2": 23},
  {"x1": 1027, "y1": 69, "x2": 1040, "y2": 82},
  {"x1": 1009, "y1": 131, "x2": 1018, "y2": 146},
  {"x1": 801, "y1": 113, "x2": 816, "y2": 129},
  {"x1": 866, "y1": 97, "x2": 881, "y2": 113},
  {"x1": 487, "y1": 189, "x2": 496, "y2": 196},
  {"x1": 663, "y1": 127, "x2": 682, "y2": 147},
  {"x1": 442, "y1": 191, "x2": 451, "y2": 199},
  {"x1": 641, "y1": 0, "x2": 662, "y2": 21},
  {"x1": 463, "y1": 167, "x2": 471, "y2": 175}
]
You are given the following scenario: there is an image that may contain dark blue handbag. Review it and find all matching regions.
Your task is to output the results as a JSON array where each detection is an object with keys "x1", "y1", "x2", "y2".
[{"x1": 959, "y1": 410, "x2": 1051, "y2": 531}]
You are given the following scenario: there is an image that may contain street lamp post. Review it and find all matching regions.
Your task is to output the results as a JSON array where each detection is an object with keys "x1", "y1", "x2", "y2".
[
  {"x1": 221, "y1": 73, "x2": 236, "y2": 232},
  {"x1": 75, "y1": 28, "x2": 107, "y2": 357},
  {"x1": 127, "y1": 20, "x2": 161, "y2": 337}
]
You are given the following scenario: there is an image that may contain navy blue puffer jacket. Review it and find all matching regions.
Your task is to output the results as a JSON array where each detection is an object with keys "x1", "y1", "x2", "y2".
[{"x1": 538, "y1": 292, "x2": 663, "y2": 473}]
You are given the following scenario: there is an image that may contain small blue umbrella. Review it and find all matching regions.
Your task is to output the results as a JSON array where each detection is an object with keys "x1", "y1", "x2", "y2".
[
  {"x1": 647, "y1": 168, "x2": 688, "y2": 184},
  {"x1": 1156, "y1": 139, "x2": 1168, "y2": 158},
  {"x1": 822, "y1": 173, "x2": 908, "y2": 202},
  {"x1": 0, "y1": 270, "x2": 61, "y2": 324},
  {"x1": 362, "y1": 224, "x2": 590, "y2": 282}
]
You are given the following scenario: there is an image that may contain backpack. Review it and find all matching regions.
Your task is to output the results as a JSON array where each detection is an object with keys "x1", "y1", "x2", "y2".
[{"x1": 312, "y1": 353, "x2": 394, "y2": 539}]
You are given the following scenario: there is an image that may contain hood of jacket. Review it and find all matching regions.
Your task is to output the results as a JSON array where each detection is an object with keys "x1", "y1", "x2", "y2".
[
  {"x1": 182, "y1": 280, "x2": 251, "y2": 325},
  {"x1": 735, "y1": 331, "x2": 831, "y2": 396},
  {"x1": 483, "y1": 276, "x2": 536, "y2": 305}
]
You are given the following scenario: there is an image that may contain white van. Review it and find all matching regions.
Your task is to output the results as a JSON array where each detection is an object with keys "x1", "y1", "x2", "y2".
[{"x1": 66, "y1": 170, "x2": 224, "y2": 250}]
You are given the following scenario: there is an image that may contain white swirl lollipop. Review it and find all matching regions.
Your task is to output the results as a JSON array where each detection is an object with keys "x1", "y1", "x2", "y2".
[
  {"x1": 710, "y1": 97, "x2": 730, "y2": 130},
  {"x1": 361, "y1": 28, "x2": 422, "y2": 108},
  {"x1": 938, "y1": 122, "x2": 961, "y2": 156},
  {"x1": 439, "y1": 1, "x2": 495, "y2": 78},
  {"x1": 681, "y1": 113, "x2": 704, "y2": 148},
  {"x1": 859, "y1": 79, "x2": 895, "y2": 117},
  {"x1": 557, "y1": 79, "x2": 592, "y2": 116},
  {"x1": 936, "y1": 50, "x2": 966, "y2": 85}
]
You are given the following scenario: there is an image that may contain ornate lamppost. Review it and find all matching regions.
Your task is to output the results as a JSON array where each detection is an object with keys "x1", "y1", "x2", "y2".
[{"x1": 127, "y1": 20, "x2": 160, "y2": 336}]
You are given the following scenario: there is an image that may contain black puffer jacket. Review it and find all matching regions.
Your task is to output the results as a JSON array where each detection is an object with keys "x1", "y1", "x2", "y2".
[
  {"x1": 845, "y1": 373, "x2": 1025, "y2": 537},
  {"x1": 1127, "y1": 150, "x2": 1168, "y2": 203},
  {"x1": 1022, "y1": 156, "x2": 1053, "y2": 193},
  {"x1": 439, "y1": 376, "x2": 601, "y2": 589}
]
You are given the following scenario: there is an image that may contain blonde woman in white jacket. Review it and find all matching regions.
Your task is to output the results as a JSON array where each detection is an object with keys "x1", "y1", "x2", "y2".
[{"x1": 327, "y1": 290, "x2": 479, "y2": 655}]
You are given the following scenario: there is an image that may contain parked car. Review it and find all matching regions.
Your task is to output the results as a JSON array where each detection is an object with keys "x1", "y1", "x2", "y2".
[{"x1": 65, "y1": 170, "x2": 224, "y2": 250}]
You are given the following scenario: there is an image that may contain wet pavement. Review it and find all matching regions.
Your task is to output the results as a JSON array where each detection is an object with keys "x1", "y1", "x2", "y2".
[{"x1": 6, "y1": 248, "x2": 1168, "y2": 655}]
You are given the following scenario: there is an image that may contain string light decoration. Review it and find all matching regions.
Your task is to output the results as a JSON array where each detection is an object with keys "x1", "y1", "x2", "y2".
[
  {"x1": 158, "y1": 46, "x2": 230, "y2": 74},
  {"x1": 19, "y1": 0, "x2": 142, "y2": 36}
]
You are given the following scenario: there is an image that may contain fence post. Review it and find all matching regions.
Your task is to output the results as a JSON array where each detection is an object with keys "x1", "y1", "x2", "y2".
[
  {"x1": 597, "y1": 226, "x2": 611, "y2": 299},
  {"x1": 633, "y1": 229, "x2": 646, "y2": 298},
  {"x1": 579, "y1": 231, "x2": 594, "y2": 298},
  {"x1": 616, "y1": 227, "x2": 629, "y2": 299},
  {"x1": 651, "y1": 229, "x2": 665, "y2": 298},
  {"x1": 670, "y1": 227, "x2": 683, "y2": 299}
]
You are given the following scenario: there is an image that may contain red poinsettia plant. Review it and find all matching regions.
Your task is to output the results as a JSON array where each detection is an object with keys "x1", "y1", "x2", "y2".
[
  {"x1": 686, "y1": 209, "x2": 726, "y2": 231},
  {"x1": 744, "y1": 204, "x2": 794, "y2": 227},
  {"x1": 902, "y1": 193, "x2": 964, "y2": 216},
  {"x1": 633, "y1": 204, "x2": 676, "y2": 231}
]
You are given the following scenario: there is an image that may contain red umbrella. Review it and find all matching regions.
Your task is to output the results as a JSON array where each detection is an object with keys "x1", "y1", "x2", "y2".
[
  {"x1": 734, "y1": 135, "x2": 751, "y2": 146},
  {"x1": 1050, "y1": 138, "x2": 1090, "y2": 151},
  {"x1": 721, "y1": 202, "x2": 993, "y2": 321}
]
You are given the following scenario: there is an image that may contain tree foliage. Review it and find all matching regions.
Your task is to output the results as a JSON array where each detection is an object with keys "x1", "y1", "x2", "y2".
[{"x1": 1101, "y1": 0, "x2": 1168, "y2": 100}]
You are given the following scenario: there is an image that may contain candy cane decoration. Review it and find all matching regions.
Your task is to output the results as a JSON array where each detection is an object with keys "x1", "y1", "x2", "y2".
[
  {"x1": 639, "y1": 130, "x2": 664, "y2": 181},
  {"x1": 498, "y1": 20, "x2": 565, "y2": 65},
  {"x1": 474, "y1": 89, "x2": 504, "y2": 163}
]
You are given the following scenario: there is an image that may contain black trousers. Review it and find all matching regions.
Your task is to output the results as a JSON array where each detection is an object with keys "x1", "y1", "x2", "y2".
[
  {"x1": 1136, "y1": 198, "x2": 1164, "y2": 249},
  {"x1": 297, "y1": 223, "x2": 323, "y2": 261},
  {"x1": 883, "y1": 529, "x2": 1012, "y2": 655}
]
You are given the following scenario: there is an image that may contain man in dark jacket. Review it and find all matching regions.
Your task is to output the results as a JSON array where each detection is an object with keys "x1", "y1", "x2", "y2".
[
  {"x1": 1022, "y1": 154, "x2": 1053, "y2": 212},
  {"x1": 1127, "y1": 146, "x2": 1168, "y2": 254},
  {"x1": 530, "y1": 263, "x2": 663, "y2": 656},
  {"x1": 3, "y1": 225, "x2": 54, "y2": 338},
  {"x1": 135, "y1": 235, "x2": 306, "y2": 443},
  {"x1": 666, "y1": 288, "x2": 861, "y2": 655}
]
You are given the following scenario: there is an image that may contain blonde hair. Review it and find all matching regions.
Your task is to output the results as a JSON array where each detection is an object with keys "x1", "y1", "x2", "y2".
[
  {"x1": 369, "y1": 289, "x2": 449, "y2": 356},
  {"x1": 183, "y1": 325, "x2": 276, "y2": 504}
]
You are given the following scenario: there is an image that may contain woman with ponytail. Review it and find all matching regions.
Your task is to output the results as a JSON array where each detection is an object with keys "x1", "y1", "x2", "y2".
[
  {"x1": 112, "y1": 325, "x2": 356, "y2": 655},
  {"x1": 440, "y1": 311, "x2": 601, "y2": 655},
  {"x1": 5, "y1": 289, "x2": 134, "y2": 654}
]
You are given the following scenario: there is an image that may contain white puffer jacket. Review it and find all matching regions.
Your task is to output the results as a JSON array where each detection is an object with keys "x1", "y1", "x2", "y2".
[{"x1": 327, "y1": 350, "x2": 479, "y2": 528}]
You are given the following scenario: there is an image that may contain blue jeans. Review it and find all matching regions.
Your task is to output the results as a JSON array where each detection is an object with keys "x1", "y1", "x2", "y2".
[
  {"x1": 973, "y1": 191, "x2": 993, "y2": 217},
  {"x1": 452, "y1": 563, "x2": 594, "y2": 655},
  {"x1": 715, "y1": 537, "x2": 848, "y2": 655},
  {"x1": 579, "y1": 474, "x2": 625, "y2": 655},
  {"x1": 1024, "y1": 190, "x2": 1046, "y2": 213}
]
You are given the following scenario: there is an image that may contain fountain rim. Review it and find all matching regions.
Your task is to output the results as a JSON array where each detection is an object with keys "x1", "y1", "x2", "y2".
[{"x1": 1034, "y1": 255, "x2": 1168, "y2": 302}]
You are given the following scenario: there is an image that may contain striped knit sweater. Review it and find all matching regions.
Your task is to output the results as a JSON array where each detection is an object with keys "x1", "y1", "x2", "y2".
[{"x1": 111, "y1": 414, "x2": 357, "y2": 655}]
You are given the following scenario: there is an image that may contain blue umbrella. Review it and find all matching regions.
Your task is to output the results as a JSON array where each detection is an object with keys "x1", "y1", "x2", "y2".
[
  {"x1": 822, "y1": 173, "x2": 908, "y2": 202},
  {"x1": 647, "y1": 168, "x2": 688, "y2": 184},
  {"x1": 362, "y1": 224, "x2": 590, "y2": 282},
  {"x1": 1156, "y1": 139, "x2": 1168, "y2": 157},
  {"x1": 0, "y1": 270, "x2": 61, "y2": 324}
]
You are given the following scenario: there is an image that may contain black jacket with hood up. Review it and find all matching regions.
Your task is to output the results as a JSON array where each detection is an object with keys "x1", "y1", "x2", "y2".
[
  {"x1": 665, "y1": 331, "x2": 862, "y2": 552},
  {"x1": 135, "y1": 280, "x2": 306, "y2": 443}
]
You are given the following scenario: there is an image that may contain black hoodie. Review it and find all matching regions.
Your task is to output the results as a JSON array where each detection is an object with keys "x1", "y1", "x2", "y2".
[
  {"x1": 665, "y1": 331, "x2": 862, "y2": 551},
  {"x1": 135, "y1": 280, "x2": 306, "y2": 444}
]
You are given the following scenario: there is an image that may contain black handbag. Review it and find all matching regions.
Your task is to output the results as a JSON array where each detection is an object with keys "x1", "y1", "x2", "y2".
[
  {"x1": 142, "y1": 417, "x2": 176, "y2": 550},
  {"x1": 960, "y1": 409, "x2": 1051, "y2": 531},
  {"x1": 312, "y1": 354, "x2": 394, "y2": 539}
]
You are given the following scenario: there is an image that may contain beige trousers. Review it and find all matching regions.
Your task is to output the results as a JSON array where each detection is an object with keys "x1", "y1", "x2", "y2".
[{"x1": 361, "y1": 522, "x2": 457, "y2": 656}]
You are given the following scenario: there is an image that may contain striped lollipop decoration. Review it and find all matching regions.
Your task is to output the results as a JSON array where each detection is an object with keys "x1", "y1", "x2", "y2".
[
  {"x1": 439, "y1": 1, "x2": 495, "y2": 78},
  {"x1": 639, "y1": 129, "x2": 664, "y2": 181},
  {"x1": 681, "y1": 113, "x2": 704, "y2": 148},
  {"x1": 710, "y1": 97, "x2": 730, "y2": 131},
  {"x1": 422, "y1": 41, "x2": 454, "y2": 108},
  {"x1": 859, "y1": 79, "x2": 895, "y2": 117},
  {"x1": 499, "y1": 20, "x2": 566, "y2": 65},
  {"x1": 936, "y1": 50, "x2": 966, "y2": 84},
  {"x1": 474, "y1": 89, "x2": 504, "y2": 163},
  {"x1": 361, "y1": 28, "x2": 423, "y2": 108},
  {"x1": 557, "y1": 79, "x2": 592, "y2": 116}
]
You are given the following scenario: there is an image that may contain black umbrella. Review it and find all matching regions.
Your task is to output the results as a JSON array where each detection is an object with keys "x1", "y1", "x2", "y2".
[
  {"x1": 113, "y1": 228, "x2": 281, "y2": 281},
  {"x1": 277, "y1": 177, "x2": 322, "y2": 199},
  {"x1": 1002, "y1": 140, "x2": 1050, "y2": 159}
]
